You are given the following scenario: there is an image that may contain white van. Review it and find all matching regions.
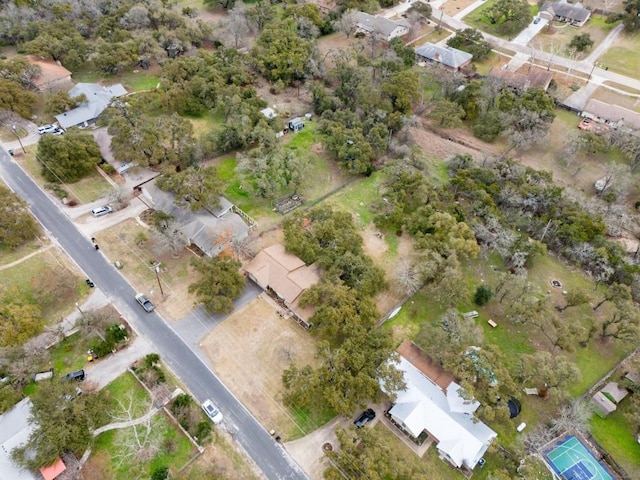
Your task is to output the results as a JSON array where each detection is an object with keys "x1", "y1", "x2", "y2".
[{"x1": 91, "y1": 206, "x2": 113, "y2": 217}]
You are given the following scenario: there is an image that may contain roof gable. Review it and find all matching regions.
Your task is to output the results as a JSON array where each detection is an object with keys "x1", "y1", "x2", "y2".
[
  {"x1": 143, "y1": 181, "x2": 250, "y2": 257},
  {"x1": 415, "y1": 42, "x2": 473, "y2": 68},
  {"x1": 541, "y1": 0, "x2": 590, "y2": 22},
  {"x1": 354, "y1": 11, "x2": 407, "y2": 36},
  {"x1": 386, "y1": 353, "x2": 496, "y2": 469},
  {"x1": 55, "y1": 83, "x2": 127, "y2": 128},
  {"x1": 244, "y1": 244, "x2": 321, "y2": 321}
]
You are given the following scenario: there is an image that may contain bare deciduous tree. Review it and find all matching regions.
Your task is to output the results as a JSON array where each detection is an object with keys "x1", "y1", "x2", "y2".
[
  {"x1": 338, "y1": 10, "x2": 358, "y2": 38},
  {"x1": 152, "y1": 220, "x2": 187, "y2": 257},
  {"x1": 224, "y1": 4, "x2": 249, "y2": 48}
]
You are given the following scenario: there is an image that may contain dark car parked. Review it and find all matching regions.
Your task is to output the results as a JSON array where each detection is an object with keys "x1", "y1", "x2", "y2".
[
  {"x1": 62, "y1": 369, "x2": 85, "y2": 381},
  {"x1": 354, "y1": 408, "x2": 376, "y2": 428}
]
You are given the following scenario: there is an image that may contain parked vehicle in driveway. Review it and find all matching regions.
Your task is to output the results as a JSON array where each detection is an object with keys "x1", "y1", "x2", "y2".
[
  {"x1": 91, "y1": 205, "x2": 113, "y2": 217},
  {"x1": 533, "y1": 16, "x2": 541, "y2": 24},
  {"x1": 201, "y1": 399, "x2": 224, "y2": 424},
  {"x1": 354, "y1": 408, "x2": 376, "y2": 428},
  {"x1": 38, "y1": 125, "x2": 57, "y2": 134},
  {"x1": 135, "y1": 293, "x2": 154, "y2": 312}
]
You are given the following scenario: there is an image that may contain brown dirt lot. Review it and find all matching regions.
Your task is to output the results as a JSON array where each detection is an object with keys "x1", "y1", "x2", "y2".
[{"x1": 200, "y1": 295, "x2": 319, "y2": 439}]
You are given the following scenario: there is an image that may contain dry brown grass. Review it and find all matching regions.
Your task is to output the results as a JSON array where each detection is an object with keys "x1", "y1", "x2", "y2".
[
  {"x1": 200, "y1": 295, "x2": 319, "y2": 439},
  {"x1": 96, "y1": 217, "x2": 202, "y2": 321}
]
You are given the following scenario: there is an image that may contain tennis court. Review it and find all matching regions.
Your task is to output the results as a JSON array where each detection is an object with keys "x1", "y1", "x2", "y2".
[{"x1": 544, "y1": 435, "x2": 615, "y2": 480}]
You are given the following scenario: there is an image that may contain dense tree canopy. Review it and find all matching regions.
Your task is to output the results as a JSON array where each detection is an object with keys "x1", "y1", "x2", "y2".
[
  {"x1": 284, "y1": 206, "x2": 387, "y2": 296},
  {"x1": 37, "y1": 130, "x2": 102, "y2": 183},
  {"x1": 0, "y1": 184, "x2": 39, "y2": 250},
  {"x1": 252, "y1": 21, "x2": 314, "y2": 85},
  {"x1": 0, "y1": 287, "x2": 43, "y2": 347},
  {"x1": 13, "y1": 380, "x2": 110, "y2": 470},
  {"x1": 483, "y1": 0, "x2": 531, "y2": 35},
  {"x1": 447, "y1": 28, "x2": 492, "y2": 60},
  {"x1": 188, "y1": 256, "x2": 245, "y2": 314},
  {"x1": 157, "y1": 166, "x2": 224, "y2": 213}
]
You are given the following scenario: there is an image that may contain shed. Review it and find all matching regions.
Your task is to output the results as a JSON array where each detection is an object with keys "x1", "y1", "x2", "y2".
[
  {"x1": 590, "y1": 391, "x2": 616, "y2": 417},
  {"x1": 260, "y1": 107, "x2": 277, "y2": 120},
  {"x1": 40, "y1": 457, "x2": 66, "y2": 480},
  {"x1": 601, "y1": 382, "x2": 629, "y2": 404},
  {"x1": 288, "y1": 117, "x2": 305, "y2": 132},
  {"x1": 625, "y1": 371, "x2": 640, "y2": 385}
]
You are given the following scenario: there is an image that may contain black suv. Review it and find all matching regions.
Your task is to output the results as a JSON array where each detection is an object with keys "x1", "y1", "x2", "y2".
[
  {"x1": 62, "y1": 369, "x2": 85, "y2": 381},
  {"x1": 354, "y1": 408, "x2": 376, "y2": 428}
]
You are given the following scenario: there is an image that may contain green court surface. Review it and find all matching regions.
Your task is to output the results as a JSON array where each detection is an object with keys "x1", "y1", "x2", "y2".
[{"x1": 544, "y1": 435, "x2": 614, "y2": 480}]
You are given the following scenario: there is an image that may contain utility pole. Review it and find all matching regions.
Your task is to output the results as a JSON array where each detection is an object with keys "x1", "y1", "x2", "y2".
[
  {"x1": 155, "y1": 264, "x2": 164, "y2": 296},
  {"x1": 11, "y1": 125, "x2": 26, "y2": 154}
]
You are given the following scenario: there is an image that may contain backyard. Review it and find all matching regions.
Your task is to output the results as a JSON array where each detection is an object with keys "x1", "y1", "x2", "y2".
[
  {"x1": 383, "y1": 248, "x2": 634, "y2": 456},
  {"x1": 82, "y1": 372, "x2": 198, "y2": 480},
  {"x1": 200, "y1": 295, "x2": 332, "y2": 440}
]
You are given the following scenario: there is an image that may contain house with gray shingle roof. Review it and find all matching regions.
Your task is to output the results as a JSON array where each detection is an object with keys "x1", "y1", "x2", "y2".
[
  {"x1": 354, "y1": 12, "x2": 410, "y2": 42},
  {"x1": 539, "y1": 0, "x2": 591, "y2": 27},
  {"x1": 142, "y1": 180, "x2": 253, "y2": 257},
  {"x1": 415, "y1": 42, "x2": 473, "y2": 71},
  {"x1": 0, "y1": 399, "x2": 38, "y2": 480},
  {"x1": 55, "y1": 83, "x2": 127, "y2": 129}
]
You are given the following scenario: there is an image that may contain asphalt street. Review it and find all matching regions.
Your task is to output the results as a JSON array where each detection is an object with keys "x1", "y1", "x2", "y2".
[{"x1": 0, "y1": 149, "x2": 308, "y2": 480}]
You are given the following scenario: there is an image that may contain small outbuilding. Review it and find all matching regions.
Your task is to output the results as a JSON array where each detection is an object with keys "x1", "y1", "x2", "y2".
[
  {"x1": 288, "y1": 117, "x2": 305, "y2": 132},
  {"x1": 260, "y1": 107, "x2": 277, "y2": 120}
]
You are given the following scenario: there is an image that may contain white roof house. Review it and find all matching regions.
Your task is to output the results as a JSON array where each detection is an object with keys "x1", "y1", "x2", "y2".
[
  {"x1": 386, "y1": 352, "x2": 497, "y2": 470},
  {"x1": 0, "y1": 398, "x2": 37, "y2": 480},
  {"x1": 354, "y1": 12, "x2": 410, "y2": 42},
  {"x1": 55, "y1": 83, "x2": 127, "y2": 129}
]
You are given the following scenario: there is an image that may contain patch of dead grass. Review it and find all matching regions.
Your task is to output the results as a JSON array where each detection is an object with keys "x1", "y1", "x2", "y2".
[{"x1": 200, "y1": 295, "x2": 319, "y2": 439}]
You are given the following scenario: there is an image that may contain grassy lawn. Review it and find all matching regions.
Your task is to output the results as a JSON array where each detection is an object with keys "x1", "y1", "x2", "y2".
[
  {"x1": 533, "y1": 17, "x2": 616, "y2": 60},
  {"x1": 72, "y1": 64, "x2": 160, "y2": 92},
  {"x1": 105, "y1": 372, "x2": 152, "y2": 417},
  {"x1": 464, "y1": 1, "x2": 524, "y2": 39},
  {"x1": 328, "y1": 173, "x2": 381, "y2": 228},
  {"x1": 290, "y1": 404, "x2": 337, "y2": 436},
  {"x1": 1, "y1": 247, "x2": 88, "y2": 321},
  {"x1": 473, "y1": 51, "x2": 505, "y2": 75},
  {"x1": 17, "y1": 150, "x2": 113, "y2": 205},
  {"x1": 92, "y1": 412, "x2": 196, "y2": 479},
  {"x1": 373, "y1": 423, "x2": 466, "y2": 479},
  {"x1": 97, "y1": 218, "x2": 202, "y2": 321},
  {"x1": 86, "y1": 372, "x2": 197, "y2": 478},
  {"x1": 590, "y1": 401, "x2": 640, "y2": 479},
  {"x1": 0, "y1": 238, "x2": 47, "y2": 267},
  {"x1": 48, "y1": 332, "x2": 94, "y2": 375},
  {"x1": 214, "y1": 122, "x2": 351, "y2": 221},
  {"x1": 598, "y1": 33, "x2": 640, "y2": 79},
  {"x1": 188, "y1": 109, "x2": 225, "y2": 140}
]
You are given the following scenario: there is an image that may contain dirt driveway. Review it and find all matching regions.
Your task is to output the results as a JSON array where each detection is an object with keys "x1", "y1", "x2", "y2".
[{"x1": 200, "y1": 295, "x2": 319, "y2": 439}]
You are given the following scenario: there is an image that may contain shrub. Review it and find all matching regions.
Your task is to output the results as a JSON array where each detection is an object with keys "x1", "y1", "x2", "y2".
[
  {"x1": 101, "y1": 163, "x2": 115, "y2": 174},
  {"x1": 151, "y1": 466, "x2": 169, "y2": 480},
  {"x1": 474, "y1": 284, "x2": 493, "y2": 306}
]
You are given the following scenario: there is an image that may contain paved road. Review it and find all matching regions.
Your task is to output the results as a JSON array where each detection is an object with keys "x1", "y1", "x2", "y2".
[{"x1": 0, "y1": 149, "x2": 308, "y2": 480}]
